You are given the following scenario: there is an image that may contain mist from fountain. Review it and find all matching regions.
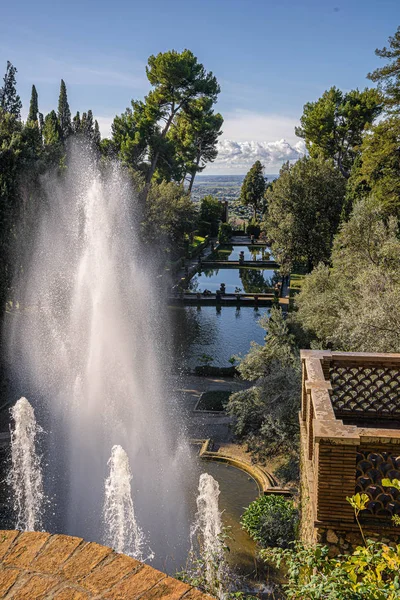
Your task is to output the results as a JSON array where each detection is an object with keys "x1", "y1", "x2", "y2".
[
  {"x1": 104, "y1": 444, "x2": 150, "y2": 559},
  {"x1": 5, "y1": 142, "x2": 193, "y2": 568},
  {"x1": 8, "y1": 397, "x2": 44, "y2": 531}
]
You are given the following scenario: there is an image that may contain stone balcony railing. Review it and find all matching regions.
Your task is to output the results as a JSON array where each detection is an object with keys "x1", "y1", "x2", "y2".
[
  {"x1": 0, "y1": 530, "x2": 212, "y2": 599},
  {"x1": 300, "y1": 350, "x2": 400, "y2": 550}
]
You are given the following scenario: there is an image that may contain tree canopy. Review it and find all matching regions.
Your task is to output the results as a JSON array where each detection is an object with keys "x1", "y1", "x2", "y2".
[
  {"x1": 240, "y1": 160, "x2": 266, "y2": 219},
  {"x1": 0, "y1": 61, "x2": 22, "y2": 118},
  {"x1": 295, "y1": 87, "x2": 382, "y2": 178},
  {"x1": 226, "y1": 308, "x2": 300, "y2": 461},
  {"x1": 110, "y1": 49, "x2": 220, "y2": 193},
  {"x1": 27, "y1": 85, "x2": 39, "y2": 124},
  {"x1": 368, "y1": 25, "x2": 400, "y2": 112},
  {"x1": 348, "y1": 116, "x2": 400, "y2": 216},
  {"x1": 265, "y1": 157, "x2": 346, "y2": 272},
  {"x1": 170, "y1": 97, "x2": 223, "y2": 190},
  {"x1": 57, "y1": 79, "x2": 72, "y2": 140},
  {"x1": 295, "y1": 197, "x2": 400, "y2": 352}
]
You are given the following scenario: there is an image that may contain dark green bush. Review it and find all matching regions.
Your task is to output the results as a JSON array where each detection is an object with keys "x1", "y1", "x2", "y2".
[
  {"x1": 246, "y1": 218, "x2": 261, "y2": 237},
  {"x1": 218, "y1": 222, "x2": 232, "y2": 243},
  {"x1": 241, "y1": 494, "x2": 298, "y2": 549},
  {"x1": 198, "y1": 220, "x2": 212, "y2": 236},
  {"x1": 199, "y1": 196, "x2": 222, "y2": 236},
  {"x1": 274, "y1": 455, "x2": 300, "y2": 484},
  {"x1": 196, "y1": 390, "x2": 232, "y2": 411}
]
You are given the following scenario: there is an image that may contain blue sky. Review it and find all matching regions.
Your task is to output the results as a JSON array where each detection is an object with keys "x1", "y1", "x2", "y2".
[{"x1": 1, "y1": 0, "x2": 399, "y2": 172}]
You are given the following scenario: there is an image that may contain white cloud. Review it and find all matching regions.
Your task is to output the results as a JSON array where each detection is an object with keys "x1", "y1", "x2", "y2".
[
  {"x1": 208, "y1": 138, "x2": 306, "y2": 173},
  {"x1": 220, "y1": 109, "x2": 300, "y2": 143},
  {"x1": 94, "y1": 110, "x2": 307, "y2": 175},
  {"x1": 205, "y1": 109, "x2": 305, "y2": 172}
]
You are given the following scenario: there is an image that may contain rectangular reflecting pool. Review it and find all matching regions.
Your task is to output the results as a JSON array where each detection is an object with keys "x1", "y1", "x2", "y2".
[
  {"x1": 209, "y1": 245, "x2": 274, "y2": 261},
  {"x1": 170, "y1": 305, "x2": 270, "y2": 368},
  {"x1": 188, "y1": 267, "x2": 278, "y2": 294}
]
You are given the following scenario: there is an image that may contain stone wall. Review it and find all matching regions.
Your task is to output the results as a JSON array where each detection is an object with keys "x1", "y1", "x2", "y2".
[
  {"x1": 299, "y1": 428, "x2": 316, "y2": 546},
  {"x1": 316, "y1": 527, "x2": 400, "y2": 557}
]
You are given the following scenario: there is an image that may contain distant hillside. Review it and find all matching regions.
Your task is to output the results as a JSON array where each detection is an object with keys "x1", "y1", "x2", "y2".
[{"x1": 191, "y1": 173, "x2": 278, "y2": 203}]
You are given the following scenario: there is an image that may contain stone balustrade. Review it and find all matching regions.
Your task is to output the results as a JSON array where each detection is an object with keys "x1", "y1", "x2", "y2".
[{"x1": 0, "y1": 530, "x2": 212, "y2": 599}]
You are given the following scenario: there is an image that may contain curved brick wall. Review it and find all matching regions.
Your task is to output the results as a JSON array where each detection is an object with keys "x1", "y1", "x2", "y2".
[{"x1": 0, "y1": 530, "x2": 211, "y2": 599}]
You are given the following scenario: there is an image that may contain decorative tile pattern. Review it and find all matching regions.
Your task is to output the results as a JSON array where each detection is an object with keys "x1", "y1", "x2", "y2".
[
  {"x1": 330, "y1": 365, "x2": 400, "y2": 419},
  {"x1": 356, "y1": 450, "x2": 400, "y2": 518}
]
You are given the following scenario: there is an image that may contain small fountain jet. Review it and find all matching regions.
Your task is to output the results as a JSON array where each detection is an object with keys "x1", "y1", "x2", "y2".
[
  {"x1": 103, "y1": 444, "x2": 151, "y2": 560},
  {"x1": 8, "y1": 397, "x2": 44, "y2": 531}
]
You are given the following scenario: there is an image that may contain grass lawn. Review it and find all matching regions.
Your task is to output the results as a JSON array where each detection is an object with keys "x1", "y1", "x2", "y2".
[
  {"x1": 289, "y1": 273, "x2": 306, "y2": 291},
  {"x1": 196, "y1": 390, "x2": 232, "y2": 411},
  {"x1": 189, "y1": 235, "x2": 206, "y2": 253}
]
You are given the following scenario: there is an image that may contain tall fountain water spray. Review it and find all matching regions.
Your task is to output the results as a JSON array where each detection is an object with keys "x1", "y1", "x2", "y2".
[
  {"x1": 104, "y1": 445, "x2": 148, "y2": 559},
  {"x1": 5, "y1": 143, "x2": 193, "y2": 568},
  {"x1": 8, "y1": 397, "x2": 44, "y2": 531},
  {"x1": 190, "y1": 473, "x2": 226, "y2": 598}
]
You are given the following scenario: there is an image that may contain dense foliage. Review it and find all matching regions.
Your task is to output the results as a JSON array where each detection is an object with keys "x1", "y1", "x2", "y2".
[
  {"x1": 218, "y1": 222, "x2": 232, "y2": 243},
  {"x1": 264, "y1": 540, "x2": 400, "y2": 600},
  {"x1": 263, "y1": 490, "x2": 400, "y2": 599},
  {"x1": 109, "y1": 49, "x2": 222, "y2": 193},
  {"x1": 295, "y1": 197, "x2": 400, "y2": 352},
  {"x1": 348, "y1": 116, "x2": 400, "y2": 216},
  {"x1": 265, "y1": 157, "x2": 346, "y2": 273},
  {"x1": 368, "y1": 25, "x2": 400, "y2": 113},
  {"x1": 288, "y1": 25, "x2": 400, "y2": 362},
  {"x1": 295, "y1": 86, "x2": 382, "y2": 178},
  {"x1": 143, "y1": 180, "x2": 198, "y2": 258},
  {"x1": 226, "y1": 308, "x2": 301, "y2": 461},
  {"x1": 241, "y1": 494, "x2": 298, "y2": 549},
  {"x1": 198, "y1": 194, "x2": 223, "y2": 236},
  {"x1": 240, "y1": 160, "x2": 266, "y2": 219}
]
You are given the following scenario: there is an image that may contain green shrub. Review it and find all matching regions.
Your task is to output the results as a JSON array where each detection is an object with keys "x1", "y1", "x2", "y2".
[
  {"x1": 264, "y1": 490, "x2": 400, "y2": 598},
  {"x1": 264, "y1": 540, "x2": 400, "y2": 599},
  {"x1": 226, "y1": 308, "x2": 301, "y2": 461},
  {"x1": 199, "y1": 195, "x2": 222, "y2": 236},
  {"x1": 218, "y1": 222, "x2": 232, "y2": 243},
  {"x1": 274, "y1": 455, "x2": 300, "y2": 484},
  {"x1": 196, "y1": 390, "x2": 232, "y2": 411},
  {"x1": 198, "y1": 220, "x2": 212, "y2": 236},
  {"x1": 241, "y1": 494, "x2": 298, "y2": 549},
  {"x1": 246, "y1": 218, "x2": 261, "y2": 237}
]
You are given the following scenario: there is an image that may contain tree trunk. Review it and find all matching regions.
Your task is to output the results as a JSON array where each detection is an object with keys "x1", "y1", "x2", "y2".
[
  {"x1": 337, "y1": 154, "x2": 350, "y2": 179},
  {"x1": 188, "y1": 153, "x2": 201, "y2": 193},
  {"x1": 145, "y1": 110, "x2": 176, "y2": 191}
]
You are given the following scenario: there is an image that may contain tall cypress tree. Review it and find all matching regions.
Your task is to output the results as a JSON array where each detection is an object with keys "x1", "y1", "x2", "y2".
[
  {"x1": 83, "y1": 109, "x2": 94, "y2": 137},
  {"x1": 38, "y1": 112, "x2": 44, "y2": 133},
  {"x1": 72, "y1": 111, "x2": 81, "y2": 133},
  {"x1": 27, "y1": 85, "x2": 39, "y2": 123},
  {"x1": 93, "y1": 120, "x2": 101, "y2": 147},
  {"x1": 26, "y1": 84, "x2": 42, "y2": 150},
  {"x1": 0, "y1": 61, "x2": 22, "y2": 118},
  {"x1": 57, "y1": 79, "x2": 72, "y2": 140},
  {"x1": 80, "y1": 112, "x2": 87, "y2": 134},
  {"x1": 43, "y1": 110, "x2": 62, "y2": 146}
]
